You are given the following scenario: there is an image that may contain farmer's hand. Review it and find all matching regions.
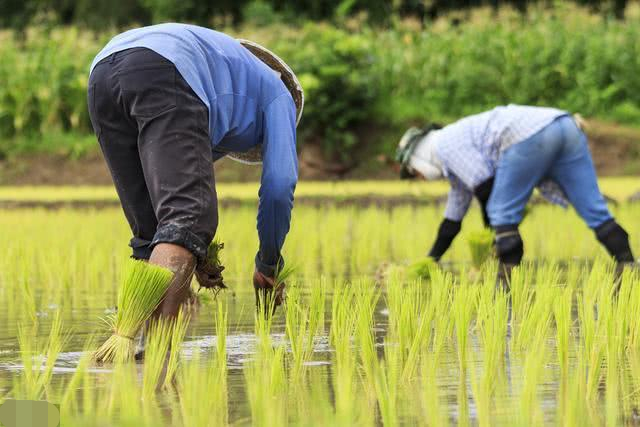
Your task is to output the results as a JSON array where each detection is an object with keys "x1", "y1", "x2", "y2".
[
  {"x1": 195, "y1": 260, "x2": 226, "y2": 290},
  {"x1": 253, "y1": 269, "x2": 286, "y2": 314}
]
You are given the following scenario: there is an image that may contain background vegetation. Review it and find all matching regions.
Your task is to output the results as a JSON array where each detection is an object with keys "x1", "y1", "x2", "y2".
[
  {"x1": 0, "y1": 1, "x2": 639, "y2": 167},
  {"x1": 1, "y1": 0, "x2": 632, "y2": 28}
]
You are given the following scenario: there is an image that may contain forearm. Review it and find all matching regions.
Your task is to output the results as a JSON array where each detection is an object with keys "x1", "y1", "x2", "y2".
[
  {"x1": 256, "y1": 178, "x2": 295, "y2": 276},
  {"x1": 256, "y1": 93, "x2": 298, "y2": 276},
  {"x1": 428, "y1": 218, "x2": 462, "y2": 261}
]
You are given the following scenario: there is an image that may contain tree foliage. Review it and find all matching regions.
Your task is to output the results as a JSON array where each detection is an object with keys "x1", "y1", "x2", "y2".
[{"x1": 0, "y1": 0, "x2": 630, "y2": 29}]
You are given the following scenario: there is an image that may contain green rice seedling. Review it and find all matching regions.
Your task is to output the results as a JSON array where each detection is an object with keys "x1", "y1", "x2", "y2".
[
  {"x1": 349, "y1": 208, "x2": 393, "y2": 277},
  {"x1": 576, "y1": 261, "x2": 616, "y2": 401},
  {"x1": 355, "y1": 283, "x2": 382, "y2": 387},
  {"x1": 508, "y1": 263, "x2": 535, "y2": 325},
  {"x1": 246, "y1": 283, "x2": 290, "y2": 425},
  {"x1": 317, "y1": 208, "x2": 350, "y2": 281},
  {"x1": 244, "y1": 345, "x2": 288, "y2": 427},
  {"x1": 385, "y1": 276, "x2": 423, "y2": 372},
  {"x1": 605, "y1": 331, "x2": 622, "y2": 427},
  {"x1": 94, "y1": 260, "x2": 174, "y2": 363},
  {"x1": 14, "y1": 312, "x2": 66, "y2": 401},
  {"x1": 329, "y1": 281, "x2": 379, "y2": 426},
  {"x1": 467, "y1": 229, "x2": 495, "y2": 269},
  {"x1": 284, "y1": 279, "x2": 326, "y2": 381},
  {"x1": 106, "y1": 361, "x2": 159, "y2": 426},
  {"x1": 560, "y1": 353, "x2": 600, "y2": 427},
  {"x1": 453, "y1": 277, "x2": 478, "y2": 372},
  {"x1": 471, "y1": 268, "x2": 509, "y2": 426},
  {"x1": 431, "y1": 285, "x2": 454, "y2": 357},
  {"x1": 205, "y1": 239, "x2": 224, "y2": 266},
  {"x1": 298, "y1": 367, "x2": 336, "y2": 426},
  {"x1": 626, "y1": 350, "x2": 640, "y2": 422},
  {"x1": 599, "y1": 276, "x2": 632, "y2": 426},
  {"x1": 553, "y1": 286, "x2": 573, "y2": 382},
  {"x1": 142, "y1": 318, "x2": 174, "y2": 398},
  {"x1": 407, "y1": 257, "x2": 438, "y2": 281},
  {"x1": 577, "y1": 301, "x2": 605, "y2": 400},
  {"x1": 353, "y1": 283, "x2": 384, "y2": 423},
  {"x1": 284, "y1": 285, "x2": 311, "y2": 380},
  {"x1": 329, "y1": 283, "x2": 359, "y2": 425},
  {"x1": 621, "y1": 269, "x2": 640, "y2": 349},
  {"x1": 275, "y1": 264, "x2": 296, "y2": 286},
  {"x1": 400, "y1": 269, "x2": 454, "y2": 382},
  {"x1": 162, "y1": 309, "x2": 191, "y2": 388},
  {"x1": 372, "y1": 343, "x2": 401, "y2": 427},
  {"x1": 456, "y1": 370, "x2": 471, "y2": 427},
  {"x1": 512, "y1": 264, "x2": 559, "y2": 351},
  {"x1": 176, "y1": 300, "x2": 228, "y2": 427},
  {"x1": 419, "y1": 352, "x2": 448, "y2": 426},
  {"x1": 60, "y1": 336, "x2": 97, "y2": 413},
  {"x1": 516, "y1": 329, "x2": 548, "y2": 426}
]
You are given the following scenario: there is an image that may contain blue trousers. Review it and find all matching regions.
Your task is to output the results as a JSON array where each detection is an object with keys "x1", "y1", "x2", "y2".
[{"x1": 488, "y1": 115, "x2": 612, "y2": 229}]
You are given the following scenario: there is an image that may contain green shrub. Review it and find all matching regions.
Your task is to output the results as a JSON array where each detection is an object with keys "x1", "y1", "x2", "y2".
[
  {"x1": 266, "y1": 23, "x2": 379, "y2": 160},
  {"x1": 374, "y1": 6, "x2": 640, "y2": 130},
  {"x1": 2, "y1": 6, "x2": 640, "y2": 160},
  {"x1": 0, "y1": 27, "x2": 105, "y2": 139}
]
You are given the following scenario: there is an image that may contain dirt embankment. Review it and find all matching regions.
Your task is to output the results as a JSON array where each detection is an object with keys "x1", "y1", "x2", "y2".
[{"x1": 1, "y1": 119, "x2": 639, "y2": 186}]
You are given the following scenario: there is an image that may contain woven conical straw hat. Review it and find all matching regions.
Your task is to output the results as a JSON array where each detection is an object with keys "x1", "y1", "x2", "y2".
[{"x1": 224, "y1": 39, "x2": 304, "y2": 165}]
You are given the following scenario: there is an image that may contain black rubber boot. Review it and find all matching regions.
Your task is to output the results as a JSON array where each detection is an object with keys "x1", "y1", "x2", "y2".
[
  {"x1": 494, "y1": 225, "x2": 524, "y2": 291},
  {"x1": 595, "y1": 219, "x2": 634, "y2": 263}
]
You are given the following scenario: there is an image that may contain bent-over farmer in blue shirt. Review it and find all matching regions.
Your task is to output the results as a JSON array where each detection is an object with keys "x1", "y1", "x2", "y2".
[
  {"x1": 88, "y1": 24, "x2": 303, "y2": 317},
  {"x1": 395, "y1": 105, "x2": 635, "y2": 284}
]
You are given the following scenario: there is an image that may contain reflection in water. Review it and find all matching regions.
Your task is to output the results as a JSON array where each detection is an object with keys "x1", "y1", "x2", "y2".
[{"x1": 0, "y1": 269, "x2": 634, "y2": 425}]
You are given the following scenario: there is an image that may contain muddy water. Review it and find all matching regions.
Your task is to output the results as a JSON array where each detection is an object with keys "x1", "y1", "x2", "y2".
[
  {"x1": 0, "y1": 276, "x2": 631, "y2": 425},
  {"x1": 0, "y1": 283, "x2": 548, "y2": 425},
  {"x1": 0, "y1": 282, "x2": 336, "y2": 422}
]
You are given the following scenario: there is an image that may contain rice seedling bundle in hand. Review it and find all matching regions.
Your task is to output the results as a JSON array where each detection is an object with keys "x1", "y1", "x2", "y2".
[
  {"x1": 408, "y1": 258, "x2": 438, "y2": 281},
  {"x1": 196, "y1": 239, "x2": 226, "y2": 291},
  {"x1": 468, "y1": 229, "x2": 495, "y2": 268},
  {"x1": 95, "y1": 260, "x2": 174, "y2": 363}
]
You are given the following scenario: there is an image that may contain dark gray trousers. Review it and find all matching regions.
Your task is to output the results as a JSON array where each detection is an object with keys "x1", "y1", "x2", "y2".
[{"x1": 87, "y1": 48, "x2": 217, "y2": 261}]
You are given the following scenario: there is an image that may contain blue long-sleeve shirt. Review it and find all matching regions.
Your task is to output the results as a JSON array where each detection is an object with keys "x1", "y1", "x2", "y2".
[{"x1": 90, "y1": 23, "x2": 298, "y2": 273}]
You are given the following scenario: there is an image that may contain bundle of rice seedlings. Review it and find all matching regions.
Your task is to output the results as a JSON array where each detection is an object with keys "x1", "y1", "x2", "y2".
[
  {"x1": 95, "y1": 259, "x2": 174, "y2": 363},
  {"x1": 196, "y1": 239, "x2": 226, "y2": 292},
  {"x1": 257, "y1": 264, "x2": 295, "y2": 316},
  {"x1": 275, "y1": 264, "x2": 295, "y2": 287},
  {"x1": 408, "y1": 258, "x2": 438, "y2": 281},
  {"x1": 206, "y1": 239, "x2": 224, "y2": 267},
  {"x1": 467, "y1": 229, "x2": 495, "y2": 269}
]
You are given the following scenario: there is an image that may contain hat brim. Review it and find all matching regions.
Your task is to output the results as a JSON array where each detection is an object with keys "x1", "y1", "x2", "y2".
[
  {"x1": 225, "y1": 39, "x2": 304, "y2": 165},
  {"x1": 238, "y1": 39, "x2": 304, "y2": 126}
]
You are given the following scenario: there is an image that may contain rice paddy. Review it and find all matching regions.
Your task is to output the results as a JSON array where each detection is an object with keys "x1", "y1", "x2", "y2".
[{"x1": 2, "y1": 181, "x2": 640, "y2": 426}]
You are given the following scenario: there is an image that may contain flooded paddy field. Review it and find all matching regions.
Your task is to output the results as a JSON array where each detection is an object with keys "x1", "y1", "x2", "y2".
[{"x1": 1, "y1": 199, "x2": 640, "y2": 426}]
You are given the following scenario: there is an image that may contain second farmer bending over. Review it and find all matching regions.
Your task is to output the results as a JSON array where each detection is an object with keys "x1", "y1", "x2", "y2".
[{"x1": 396, "y1": 105, "x2": 635, "y2": 283}]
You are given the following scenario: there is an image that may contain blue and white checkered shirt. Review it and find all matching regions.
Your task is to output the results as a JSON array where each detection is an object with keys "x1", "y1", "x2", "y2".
[{"x1": 434, "y1": 105, "x2": 570, "y2": 221}]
